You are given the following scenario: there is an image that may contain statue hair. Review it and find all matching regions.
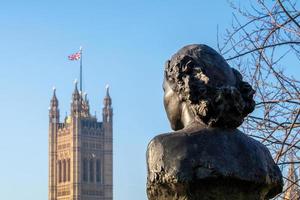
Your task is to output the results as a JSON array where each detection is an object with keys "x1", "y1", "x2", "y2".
[{"x1": 165, "y1": 44, "x2": 255, "y2": 128}]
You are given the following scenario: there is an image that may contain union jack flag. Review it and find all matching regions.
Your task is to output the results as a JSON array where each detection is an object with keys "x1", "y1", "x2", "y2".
[{"x1": 68, "y1": 51, "x2": 81, "y2": 61}]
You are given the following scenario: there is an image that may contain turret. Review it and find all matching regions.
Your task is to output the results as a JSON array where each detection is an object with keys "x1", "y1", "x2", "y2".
[
  {"x1": 71, "y1": 80, "x2": 82, "y2": 117},
  {"x1": 81, "y1": 93, "x2": 90, "y2": 117},
  {"x1": 49, "y1": 87, "x2": 60, "y2": 123},
  {"x1": 102, "y1": 85, "x2": 113, "y2": 200},
  {"x1": 284, "y1": 154, "x2": 300, "y2": 199},
  {"x1": 103, "y1": 85, "x2": 113, "y2": 123},
  {"x1": 49, "y1": 87, "x2": 59, "y2": 200}
]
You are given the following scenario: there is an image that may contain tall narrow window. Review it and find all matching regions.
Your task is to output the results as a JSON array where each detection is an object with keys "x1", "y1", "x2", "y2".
[
  {"x1": 58, "y1": 160, "x2": 62, "y2": 183},
  {"x1": 89, "y1": 159, "x2": 94, "y2": 182},
  {"x1": 63, "y1": 160, "x2": 66, "y2": 182},
  {"x1": 83, "y1": 159, "x2": 88, "y2": 182},
  {"x1": 96, "y1": 159, "x2": 101, "y2": 183},
  {"x1": 67, "y1": 159, "x2": 71, "y2": 182}
]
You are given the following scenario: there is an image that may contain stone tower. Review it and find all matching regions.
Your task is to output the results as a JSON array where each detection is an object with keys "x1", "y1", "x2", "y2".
[
  {"x1": 49, "y1": 83, "x2": 113, "y2": 200},
  {"x1": 284, "y1": 155, "x2": 300, "y2": 199}
]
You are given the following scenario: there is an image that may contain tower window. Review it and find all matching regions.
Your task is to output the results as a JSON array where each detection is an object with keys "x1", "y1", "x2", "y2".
[
  {"x1": 90, "y1": 159, "x2": 94, "y2": 182},
  {"x1": 58, "y1": 160, "x2": 62, "y2": 183},
  {"x1": 83, "y1": 159, "x2": 88, "y2": 182},
  {"x1": 63, "y1": 160, "x2": 67, "y2": 182},
  {"x1": 67, "y1": 159, "x2": 71, "y2": 182},
  {"x1": 96, "y1": 159, "x2": 101, "y2": 183}
]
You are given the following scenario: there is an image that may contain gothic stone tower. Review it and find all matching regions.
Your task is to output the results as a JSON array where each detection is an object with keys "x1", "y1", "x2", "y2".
[
  {"x1": 284, "y1": 155, "x2": 300, "y2": 199},
  {"x1": 49, "y1": 83, "x2": 113, "y2": 200}
]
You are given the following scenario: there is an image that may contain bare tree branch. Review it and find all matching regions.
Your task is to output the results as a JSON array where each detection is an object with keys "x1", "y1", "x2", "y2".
[{"x1": 219, "y1": 1, "x2": 300, "y2": 199}]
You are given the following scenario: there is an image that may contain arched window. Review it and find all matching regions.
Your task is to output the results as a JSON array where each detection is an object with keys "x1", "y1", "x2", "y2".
[
  {"x1": 83, "y1": 159, "x2": 88, "y2": 182},
  {"x1": 96, "y1": 159, "x2": 101, "y2": 183},
  {"x1": 89, "y1": 159, "x2": 94, "y2": 182},
  {"x1": 58, "y1": 160, "x2": 62, "y2": 183},
  {"x1": 63, "y1": 160, "x2": 66, "y2": 182},
  {"x1": 67, "y1": 159, "x2": 71, "y2": 182}
]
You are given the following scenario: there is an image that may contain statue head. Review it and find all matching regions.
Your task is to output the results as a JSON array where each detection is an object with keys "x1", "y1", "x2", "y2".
[{"x1": 163, "y1": 44, "x2": 255, "y2": 130}]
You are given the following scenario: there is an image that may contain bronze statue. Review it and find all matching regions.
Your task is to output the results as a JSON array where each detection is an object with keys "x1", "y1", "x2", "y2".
[{"x1": 147, "y1": 44, "x2": 283, "y2": 200}]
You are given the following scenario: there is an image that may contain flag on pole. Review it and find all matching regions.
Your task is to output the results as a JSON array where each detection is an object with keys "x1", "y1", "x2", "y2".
[
  {"x1": 68, "y1": 47, "x2": 83, "y2": 92},
  {"x1": 68, "y1": 51, "x2": 81, "y2": 61}
]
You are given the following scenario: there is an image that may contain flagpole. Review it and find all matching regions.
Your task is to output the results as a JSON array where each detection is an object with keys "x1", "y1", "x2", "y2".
[{"x1": 80, "y1": 46, "x2": 83, "y2": 93}]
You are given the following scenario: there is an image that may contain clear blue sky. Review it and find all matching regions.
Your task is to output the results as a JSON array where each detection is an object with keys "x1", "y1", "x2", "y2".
[{"x1": 0, "y1": 1, "x2": 234, "y2": 199}]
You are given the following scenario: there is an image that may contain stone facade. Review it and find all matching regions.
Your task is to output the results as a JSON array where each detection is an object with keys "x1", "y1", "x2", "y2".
[{"x1": 49, "y1": 83, "x2": 113, "y2": 200}]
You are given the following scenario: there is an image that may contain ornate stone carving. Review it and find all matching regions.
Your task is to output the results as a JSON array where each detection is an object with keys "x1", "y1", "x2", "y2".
[{"x1": 147, "y1": 44, "x2": 283, "y2": 200}]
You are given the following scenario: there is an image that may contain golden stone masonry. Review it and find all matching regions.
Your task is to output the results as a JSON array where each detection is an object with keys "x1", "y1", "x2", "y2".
[{"x1": 49, "y1": 83, "x2": 113, "y2": 200}]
